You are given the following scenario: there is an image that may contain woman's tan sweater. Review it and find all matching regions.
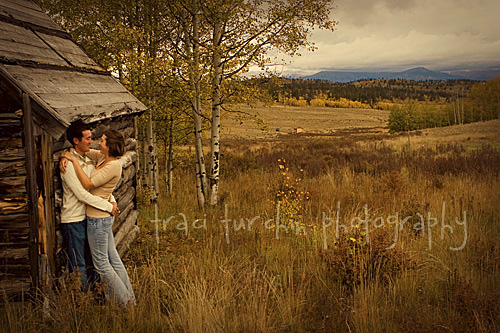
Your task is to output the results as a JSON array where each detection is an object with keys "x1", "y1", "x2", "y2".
[{"x1": 86, "y1": 150, "x2": 122, "y2": 218}]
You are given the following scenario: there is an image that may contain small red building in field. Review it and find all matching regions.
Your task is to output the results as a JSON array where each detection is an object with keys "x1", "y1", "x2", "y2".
[{"x1": 293, "y1": 126, "x2": 304, "y2": 134}]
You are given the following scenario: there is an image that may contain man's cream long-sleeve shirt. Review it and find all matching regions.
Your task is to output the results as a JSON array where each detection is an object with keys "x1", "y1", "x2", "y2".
[{"x1": 60, "y1": 148, "x2": 114, "y2": 223}]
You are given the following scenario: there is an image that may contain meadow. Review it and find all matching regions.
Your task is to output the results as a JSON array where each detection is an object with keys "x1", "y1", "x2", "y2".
[{"x1": 2, "y1": 106, "x2": 500, "y2": 332}]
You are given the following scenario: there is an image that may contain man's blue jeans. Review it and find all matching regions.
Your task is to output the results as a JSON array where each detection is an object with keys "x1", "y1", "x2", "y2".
[
  {"x1": 87, "y1": 216, "x2": 136, "y2": 305},
  {"x1": 61, "y1": 219, "x2": 96, "y2": 291}
]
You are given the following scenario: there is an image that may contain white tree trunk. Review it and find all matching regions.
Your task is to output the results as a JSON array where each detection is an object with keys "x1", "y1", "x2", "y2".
[
  {"x1": 147, "y1": 111, "x2": 159, "y2": 202},
  {"x1": 209, "y1": 20, "x2": 223, "y2": 206},
  {"x1": 187, "y1": 10, "x2": 208, "y2": 208},
  {"x1": 461, "y1": 86, "x2": 465, "y2": 124},
  {"x1": 166, "y1": 115, "x2": 174, "y2": 195},
  {"x1": 453, "y1": 97, "x2": 458, "y2": 125},
  {"x1": 135, "y1": 118, "x2": 143, "y2": 188},
  {"x1": 139, "y1": 125, "x2": 148, "y2": 189}
]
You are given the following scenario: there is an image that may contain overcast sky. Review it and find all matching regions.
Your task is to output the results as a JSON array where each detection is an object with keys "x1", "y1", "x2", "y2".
[{"x1": 275, "y1": 0, "x2": 500, "y2": 75}]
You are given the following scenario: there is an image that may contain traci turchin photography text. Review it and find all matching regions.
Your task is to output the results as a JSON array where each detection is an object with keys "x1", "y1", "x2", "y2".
[{"x1": 151, "y1": 201, "x2": 467, "y2": 251}]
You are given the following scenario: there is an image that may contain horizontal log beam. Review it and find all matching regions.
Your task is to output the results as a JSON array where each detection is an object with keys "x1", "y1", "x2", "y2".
[
  {"x1": 0, "y1": 264, "x2": 31, "y2": 275},
  {"x1": 0, "y1": 278, "x2": 32, "y2": 296},
  {"x1": 113, "y1": 200, "x2": 134, "y2": 234},
  {"x1": 0, "y1": 117, "x2": 22, "y2": 137},
  {"x1": 0, "y1": 212, "x2": 29, "y2": 225},
  {"x1": 0, "y1": 113, "x2": 21, "y2": 120},
  {"x1": 120, "y1": 150, "x2": 137, "y2": 170},
  {"x1": 0, "y1": 203, "x2": 27, "y2": 215},
  {"x1": 117, "y1": 225, "x2": 139, "y2": 258},
  {"x1": 124, "y1": 138, "x2": 137, "y2": 152},
  {"x1": 120, "y1": 127, "x2": 134, "y2": 140},
  {"x1": 0, "y1": 137, "x2": 22, "y2": 149},
  {"x1": 0, "y1": 149, "x2": 25, "y2": 162},
  {"x1": 114, "y1": 209, "x2": 138, "y2": 247},
  {"x1": 114, "y1": 179, "x2": 133, "y2": 202},
  {"x1": 0, "y1": 247, "x2": 29, "y2": 265},
  {"x1": 117, "y1": 186, "x2": 135, "y2": 212},
  {"x1": 0, "y1": 228, "x2": 30, "y2": 244},
  {"x1": 0, "y1": 241, "x2": 30, "y2": 247},
  {"x1": 0, "y1": 175, "x2": 25, "y2": 185},
  {"x1": 0, "y1": 160, "x2": 26, "y2": 177},
  {"x1": 116, "y1": 165, "x2": 136, "y2": 190}
]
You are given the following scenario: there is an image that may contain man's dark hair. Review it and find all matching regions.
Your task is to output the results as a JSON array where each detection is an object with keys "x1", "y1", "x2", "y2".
[
  {"x1": 66, "y1": 119, "x2": 91, "y2": 146},
  {"x1": 103, "y1": 129, "x2": 125, "y2": 157}
]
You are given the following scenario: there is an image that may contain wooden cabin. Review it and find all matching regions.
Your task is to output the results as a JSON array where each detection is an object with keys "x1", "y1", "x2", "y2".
[{"x1": 0, "y1": 0, "x2": 147, "y2": 297}]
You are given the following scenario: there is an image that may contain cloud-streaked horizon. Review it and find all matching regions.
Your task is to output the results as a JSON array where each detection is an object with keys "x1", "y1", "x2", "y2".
[{"x1": 273, "y1": 0, "x2": 500, "y2": 75}]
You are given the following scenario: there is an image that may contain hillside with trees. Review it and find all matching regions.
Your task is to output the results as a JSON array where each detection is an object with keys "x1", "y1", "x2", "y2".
[
  {"x1": 387, "y1": 78, "x2": 500, "y2": 132},
  {"x1": 266, "y1": 78, "x2": 476, "y2": 105}
]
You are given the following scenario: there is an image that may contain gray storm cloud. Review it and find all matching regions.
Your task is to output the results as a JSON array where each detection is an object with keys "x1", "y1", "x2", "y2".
[{"x1": 276, "y1": 0, "x2": 500, "y2": 74}]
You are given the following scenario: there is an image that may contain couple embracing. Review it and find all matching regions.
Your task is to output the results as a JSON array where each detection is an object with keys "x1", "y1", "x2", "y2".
[{"x1": 59, "y1": 120, "x2": 135, "y2": 305}]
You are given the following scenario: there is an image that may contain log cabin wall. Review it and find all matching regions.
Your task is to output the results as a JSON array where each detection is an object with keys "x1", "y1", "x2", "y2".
[
  {"x1": 0, "y1": 92, "x2": 31, "y2": 295},
  {"x1": 52, "y1": 115, "x2": 139, "y2": 275},
  {"x1": 0, "y1": 92, "x2": 56, "y2": 296}
]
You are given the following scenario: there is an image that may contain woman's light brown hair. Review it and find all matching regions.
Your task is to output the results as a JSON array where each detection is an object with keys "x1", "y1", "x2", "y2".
[{"x1": 103, "y1": 129, "x2": 125, "y2": 157}]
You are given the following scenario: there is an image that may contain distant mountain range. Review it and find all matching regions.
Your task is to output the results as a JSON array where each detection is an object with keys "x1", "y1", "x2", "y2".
[
  {"x1": 444, "y1": 69, "x2": 500, "y2": 81},
  {"x1": 302, "y1": 67, "x2": 498, "y2": 83}
]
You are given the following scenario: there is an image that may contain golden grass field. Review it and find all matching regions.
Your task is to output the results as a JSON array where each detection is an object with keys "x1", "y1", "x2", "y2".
[
  {"x1": 223, "y1": 104, "x2": 390, "y2": 138},
  {"x1": 223, "y1": 104, "x2": 500, "y2": 148},
  {"x1": 2, "y1": 106, "x2": 500, "y2": 332}
]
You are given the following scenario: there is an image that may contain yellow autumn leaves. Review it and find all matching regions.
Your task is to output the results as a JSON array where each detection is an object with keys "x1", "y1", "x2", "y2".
[{"x1": 269, "y1": 158, "x2": 310, "y2": 234}]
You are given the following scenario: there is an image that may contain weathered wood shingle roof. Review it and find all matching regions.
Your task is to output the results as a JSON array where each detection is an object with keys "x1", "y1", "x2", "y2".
[{"x1": 0, "y1": 0, "x2": 147, "y2": 138}]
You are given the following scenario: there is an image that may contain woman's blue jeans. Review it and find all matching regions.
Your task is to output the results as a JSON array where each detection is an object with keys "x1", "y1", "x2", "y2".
[{"x1": 87, "y1": 216, "x2": 136, "y2": 305}]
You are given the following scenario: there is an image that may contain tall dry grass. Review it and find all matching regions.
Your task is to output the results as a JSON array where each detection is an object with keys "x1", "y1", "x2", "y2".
[{"x1": 2, "y1": 138, "x2": 499, "y2": 332}]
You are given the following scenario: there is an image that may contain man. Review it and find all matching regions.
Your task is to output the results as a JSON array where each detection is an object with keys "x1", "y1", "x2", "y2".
[{"x1": 60, "y1": 120, "x2": 119, "y2": 291}]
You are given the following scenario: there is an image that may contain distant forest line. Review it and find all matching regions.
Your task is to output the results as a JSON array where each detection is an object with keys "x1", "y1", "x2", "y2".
[{"x1": 266, "y1": 78, "x2": 476, "y2": 105}]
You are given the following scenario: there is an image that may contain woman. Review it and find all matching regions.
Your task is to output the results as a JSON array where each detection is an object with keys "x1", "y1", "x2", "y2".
[{"x1": 62, "y1": 129, "x2": 135, "y2": 305}]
